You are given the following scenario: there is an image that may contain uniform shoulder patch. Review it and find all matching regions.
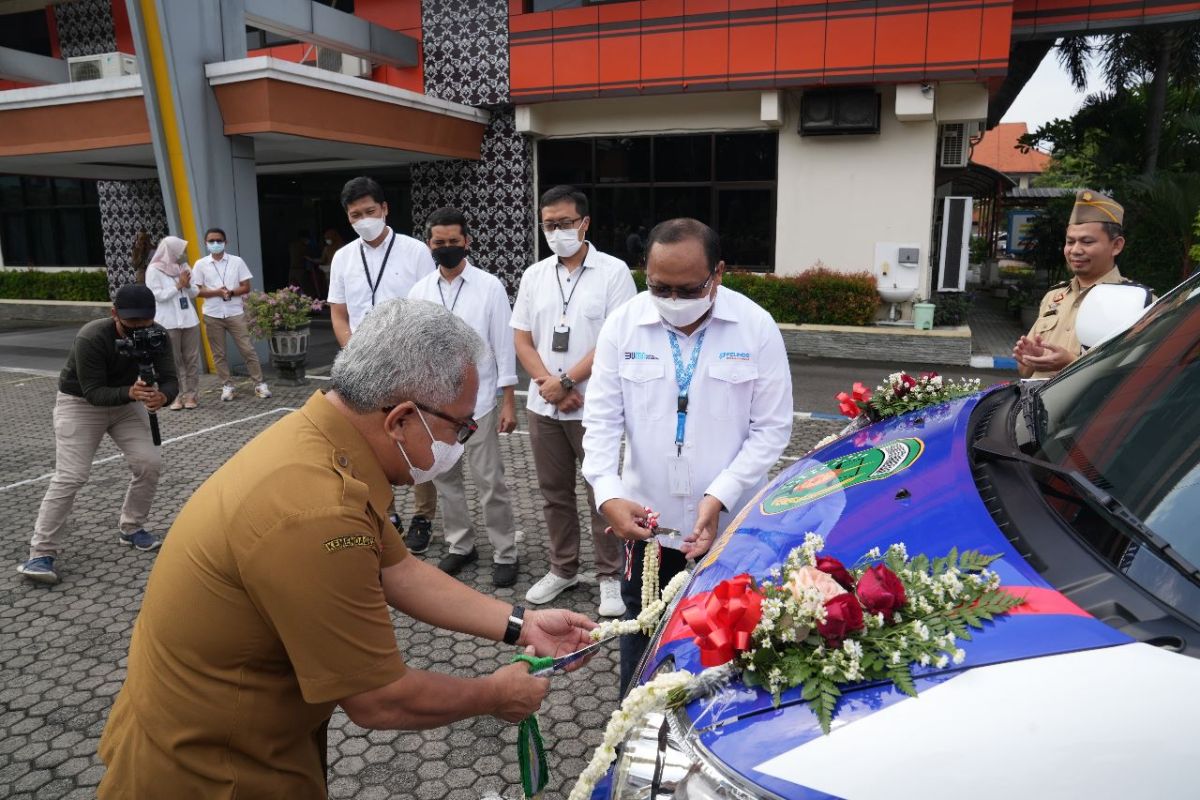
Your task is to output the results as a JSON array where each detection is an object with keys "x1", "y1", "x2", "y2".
[
  {"x1": 1049, "y1": 280, "x2": 1070, "y2": 290},
  {"x1": 323, "y1": 534, "x2": 377, "y2": 553}
]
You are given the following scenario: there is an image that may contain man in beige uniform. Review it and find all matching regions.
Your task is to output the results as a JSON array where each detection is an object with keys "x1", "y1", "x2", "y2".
[
  {"x1": 1014, "y1": 189, "x2": 1143, "y2": 379},
  {"x1": 98, "y1": 300, "x2": 595, "y2": 799}
]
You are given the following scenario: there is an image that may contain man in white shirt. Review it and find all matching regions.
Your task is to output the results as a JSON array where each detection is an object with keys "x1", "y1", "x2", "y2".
[
  {"x1": 582, "y1": 218, "x2": 793, "y2": 690},
  {"x1": 193, "y1": 227, "x2": 270, "y2": 401},
  {"x1": 327, "y1": 176, "x2": 439, "y2": 547},
  {"x1": 408, "y1": 207, "x2": 520, "y2": 588},
  {"x1": 512, "y1": 186, "x2": 637, "y2": 618}
]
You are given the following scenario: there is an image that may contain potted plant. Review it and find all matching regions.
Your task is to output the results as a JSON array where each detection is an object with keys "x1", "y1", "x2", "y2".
[{"x1": 244, "y1": 285, "x2": 323, "y2": 384}]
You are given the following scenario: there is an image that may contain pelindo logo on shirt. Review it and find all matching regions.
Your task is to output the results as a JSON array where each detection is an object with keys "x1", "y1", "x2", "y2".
[
  {"x1": 719, "y1": 351, "x2": 752, "y2": 361},
  {"x1": 623, "y1": 351, "x2": 659, "y2": 360}
]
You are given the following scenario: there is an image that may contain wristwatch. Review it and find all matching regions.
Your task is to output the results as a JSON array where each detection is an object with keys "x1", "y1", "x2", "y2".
[
  {"x1": 559, "y1": 373, "x2": 576, "y2": 391},
  {"x1": 502, "y1": 604, "x2": 525, "y2": 645}
]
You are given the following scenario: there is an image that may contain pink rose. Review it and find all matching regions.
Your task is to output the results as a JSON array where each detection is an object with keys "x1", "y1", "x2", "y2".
[{"x1": 788, "y1": 565, "x2": 848, "y2": 604}]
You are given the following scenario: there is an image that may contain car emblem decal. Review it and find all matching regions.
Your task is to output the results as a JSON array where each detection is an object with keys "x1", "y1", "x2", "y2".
[{"x1": 761, "y1": 438, "x2": 925, "y2": 514}]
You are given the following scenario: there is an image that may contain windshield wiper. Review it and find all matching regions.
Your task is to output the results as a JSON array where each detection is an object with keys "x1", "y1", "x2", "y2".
[
  {"x1": 973, "y1": 438, "x2": 1200, "y2": 590},
  {"x1": 1017, "y1": 382, "x2": 1043, "y2": 446}
]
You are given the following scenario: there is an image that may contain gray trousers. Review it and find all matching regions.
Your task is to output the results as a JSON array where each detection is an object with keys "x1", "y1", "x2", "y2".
[
  {"x1": 202, "y1": 313, "x2": 263, "y2": 383},
  {"x1": 434, "y1": 406, "x2": 517, "y2": 564},
  {"x1": 526, "y1": 410, "x2": 622, "y2": 580},
  {"x1": 30, "y1": 392, "x2": 161, "y2": 559},
  {"x1": 167, "y1": 326, "x2": 201, "y2": 401}
]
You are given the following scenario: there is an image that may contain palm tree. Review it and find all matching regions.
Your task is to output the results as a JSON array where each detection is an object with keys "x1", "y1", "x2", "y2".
[{"x1": 1055, "y1": 26, "x2": 1200, "y2": 177}]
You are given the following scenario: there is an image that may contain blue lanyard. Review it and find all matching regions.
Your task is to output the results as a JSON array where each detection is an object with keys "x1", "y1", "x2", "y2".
[{"x1": 667, "y1": 327, "x2": 707, "y2": 455}]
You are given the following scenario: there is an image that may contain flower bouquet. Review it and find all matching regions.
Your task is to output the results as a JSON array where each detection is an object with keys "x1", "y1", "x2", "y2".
[
  {"x1": 244, "y1": 285, "x2": 323, "y2": 340},
  {"x1": 837, "y1": 370, "x2": 981, "y2": 422}
]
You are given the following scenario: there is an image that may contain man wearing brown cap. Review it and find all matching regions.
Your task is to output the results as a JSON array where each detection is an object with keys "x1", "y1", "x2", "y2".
[
  {"x1": 1013, "y1": 189, "x2": 1140, "y2": 379},
  {"x1": 15, "y1": 284, "x2": 177, "y2": 585}
]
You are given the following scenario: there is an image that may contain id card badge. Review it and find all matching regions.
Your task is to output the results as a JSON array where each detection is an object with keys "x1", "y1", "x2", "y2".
[
  {"x1": 178, "y1": 296, "x2": 189, "y2": 310},
  {"x1": 551, "y1": 325, "x2": 570, "y2": 352},
  {"x1": 667, "y1": 455, "x2": 691, "y2": 497}
]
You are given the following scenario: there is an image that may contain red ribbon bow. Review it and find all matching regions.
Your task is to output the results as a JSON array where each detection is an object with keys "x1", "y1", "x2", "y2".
[{"x1": 680, "y1": 574, "x2": 764, "y2": 667}]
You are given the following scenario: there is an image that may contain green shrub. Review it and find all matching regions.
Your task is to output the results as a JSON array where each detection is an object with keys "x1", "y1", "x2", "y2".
[
  {"x1": 631, "y1": 266, "x2": 879, "y2": 326},
  {"x1": 0, "y1": 269, "x2": 110, "y2": 301},
  {"x1": 932, "y1": 291, "x2": 973, "y2": 326}
]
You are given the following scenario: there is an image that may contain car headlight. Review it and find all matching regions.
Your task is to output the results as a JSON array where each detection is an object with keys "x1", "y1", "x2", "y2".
[{"x1": 610, "y1": 663, "x2": 767, "y2": 800}]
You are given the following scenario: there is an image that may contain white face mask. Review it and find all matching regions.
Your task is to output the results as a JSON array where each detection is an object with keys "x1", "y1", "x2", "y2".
[
  {"x1": 651, "y1": 292, "x2": 715, "y2": 328},
  {"x1": 352, "y1": 215, "x2": 386, "y2": 242},
  {"x1": 544, "y1": 227, "x2": 583, "y2": 259},
  {"x1": 396, "y1": 409, "x2": 463, "y2": 484}
]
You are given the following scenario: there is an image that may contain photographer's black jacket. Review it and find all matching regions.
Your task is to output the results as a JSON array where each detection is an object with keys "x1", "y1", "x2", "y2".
[{"x1": 59, "y1": 318, "x2": 179, "y2": 406}]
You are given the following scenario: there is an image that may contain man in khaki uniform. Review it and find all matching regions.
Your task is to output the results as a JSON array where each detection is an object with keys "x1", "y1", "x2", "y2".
[
  {"x1": 98, "y1": 300, "x2": 596, "y2": 799},
  {"x1": 1014, "y1": 189, "x2": 1140, "y2": 379}
]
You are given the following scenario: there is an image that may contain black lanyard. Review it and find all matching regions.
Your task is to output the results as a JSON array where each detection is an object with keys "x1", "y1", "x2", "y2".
[
  {"x1": 359, "y1": 232, "x2": 396, "y2": 307},
  {"x1": 436, "y1": 275, "x2": 466, "y2": 312},
  {"x1": 554, "y1": 263, "x2": 585, "y2": 323}
]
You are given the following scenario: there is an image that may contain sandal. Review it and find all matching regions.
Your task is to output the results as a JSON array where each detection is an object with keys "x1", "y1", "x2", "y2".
[
  {"x1": 169, "y1": 399, "x2": 184, "y2": 411},
  {"x1": 183, "y1": 398, "x2": 198, "y2": 409}
]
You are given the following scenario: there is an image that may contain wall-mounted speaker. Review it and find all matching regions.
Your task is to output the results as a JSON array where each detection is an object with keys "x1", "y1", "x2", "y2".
[{"x1": 800, "y1": 89, "x2": 881, "y2": 136}]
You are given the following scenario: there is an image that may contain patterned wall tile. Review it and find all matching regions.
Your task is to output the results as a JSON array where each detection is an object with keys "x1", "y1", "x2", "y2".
[
  {"x1": 54, "y1": 0, "x2": 117, "y2": 58},
  {"x1": 97, "y1": 179, "x2": 169, "y2": 297},
  {"x1": 421, "y1": 0, "x2": 509, "y2": 106}
]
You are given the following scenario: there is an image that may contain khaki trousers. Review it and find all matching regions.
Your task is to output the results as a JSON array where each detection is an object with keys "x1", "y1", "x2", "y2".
[
  {"x1": 433, "y1": 407, "x2": 517, "y2": 563},
  {"x1": 202, "y1": 313, "x2": 264, "y2": 383},
  {"x1": 526, "y1": 410, "x2": 621, "y2": 580},
  {"x1": 167, "y1": 326, "x2": 201, "y2": 401},
  {"x1": 30, "y1": 392, "x2": 161, "y2": 559}
]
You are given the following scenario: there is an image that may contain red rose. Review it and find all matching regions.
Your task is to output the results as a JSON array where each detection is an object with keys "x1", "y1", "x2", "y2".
[
  {"x1": 856, "y1": 564, "x2": 907, "y2": 617},
  {"x1": 817, "y1": 593, "x2": 865, "y2": 647},
  {"x1": 815, "y1": 555, "x2": 855, "y2": 591},
  {"x1": 920, "y1": 371, "x2": 940, "y2": 381},
  {"x1": 893, "y1": 373, "x2": 917, "y2": 398},
  {"x1": 851, "y1": 382, "x2": 872, "y2": 403},
  {"x1": 835, "y1": 391, "x2": 861, "y2": 419}
]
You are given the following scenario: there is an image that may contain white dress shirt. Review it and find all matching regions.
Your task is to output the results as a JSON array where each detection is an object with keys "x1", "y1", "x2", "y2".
[
  {"x1": 327, "y1": 228, "x2": 436, "y2": 333},
  {"x1": 408, "y1": 261, "x2": 518, "y2": 419},
  {"x1": 510, "y1": 243, "x2": 636, "y2": 421},
  {"x1": 582, "y1": 287, "x2": 793, "y2": 535},
  {"x1": 193, "y1": 254, "x2": 252, "y2": 319},
  {"x1": 145, "y1": 266, "x2": 199, "y2": 330}
]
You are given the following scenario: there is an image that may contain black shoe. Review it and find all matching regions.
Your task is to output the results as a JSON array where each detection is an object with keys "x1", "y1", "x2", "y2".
[
  {"x1": 438, "y1": 548, "x2": 478, "y2": 575},
  {"x1": 388, "y1": 512, "x2": 404, "y2": 534},
  {"x1": 405, "y1": 515, "x2": 433, "y2": 555},
  {"x1": 493, "y1": 561, "x2": 519, "y2": 588}
]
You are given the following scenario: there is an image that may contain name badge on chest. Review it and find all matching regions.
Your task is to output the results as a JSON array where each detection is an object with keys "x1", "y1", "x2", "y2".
[
  {"x1": 179, "y1": 296, "x2": 189, "y2": 310},
  {"x1": 667, "y1": 455, "x2": 691, "y2": 497}
]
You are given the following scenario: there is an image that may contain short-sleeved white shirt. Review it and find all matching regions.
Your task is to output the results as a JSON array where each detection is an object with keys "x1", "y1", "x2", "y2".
[
  {"x1": 510, "y1": 243, "x2": 636, "y2": 421},
  {"x1": 408, "y1": 262, "x2": 518, "y2": 419},
  {"x1": 193, "y1": 254, "x2": 253, "y2": 319},
  {"x1": 327, "y1": 229, "x2": 436, "y2": 333}
]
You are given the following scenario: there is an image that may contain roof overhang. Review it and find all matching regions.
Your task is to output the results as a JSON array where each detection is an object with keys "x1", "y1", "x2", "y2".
[{"x1": 0, "y1": 57, "x2": 489, "y2": 180}]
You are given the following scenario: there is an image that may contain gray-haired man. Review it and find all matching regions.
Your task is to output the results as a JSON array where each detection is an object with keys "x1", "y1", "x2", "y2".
[{"x1": 99, "y1": 299, "x2": 595, "y2": 797}]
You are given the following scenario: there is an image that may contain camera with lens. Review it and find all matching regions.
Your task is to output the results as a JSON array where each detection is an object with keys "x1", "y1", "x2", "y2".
[{"x1": 116, "y1": 326, "x2": 169, "y2": 445}]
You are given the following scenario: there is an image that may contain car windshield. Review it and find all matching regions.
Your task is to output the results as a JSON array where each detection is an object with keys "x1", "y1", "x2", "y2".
[{"x1": 1030, "y1": 276, "x2": 1200, "y2": 592}]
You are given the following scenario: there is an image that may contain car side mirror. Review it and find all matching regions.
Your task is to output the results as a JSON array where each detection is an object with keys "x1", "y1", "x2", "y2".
[{"x1": 1076, "y1": 283, "x2": 1155, "y2": 349}]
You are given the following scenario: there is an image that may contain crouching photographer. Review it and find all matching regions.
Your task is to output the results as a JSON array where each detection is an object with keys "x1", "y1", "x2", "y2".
[{"x1": 17, "y1": 284, "x2": 179, "y2": 586}]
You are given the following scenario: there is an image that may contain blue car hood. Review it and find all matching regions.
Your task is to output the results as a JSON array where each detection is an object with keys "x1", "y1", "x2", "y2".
[{"x1": 643, "y1": 391, "x2": 1131, "y2": 796}]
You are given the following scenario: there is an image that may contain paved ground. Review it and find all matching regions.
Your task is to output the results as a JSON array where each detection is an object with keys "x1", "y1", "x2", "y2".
[
  {"x1": 969, "y1": 292, "x2": 1026, "y2": 357},
  {"x1": 0, "y1": 367, "x2": 846, "y2": 800}
]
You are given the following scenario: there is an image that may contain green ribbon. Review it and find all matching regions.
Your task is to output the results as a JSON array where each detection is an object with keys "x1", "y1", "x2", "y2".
[{"x1": 512, "y1": 654, "x2": 551, "y2": 798}]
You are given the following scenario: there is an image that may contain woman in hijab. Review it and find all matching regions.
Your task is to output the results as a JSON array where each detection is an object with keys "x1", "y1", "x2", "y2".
[{"x1": 144, "y1": 236, "x2": 201, "y2": 410}]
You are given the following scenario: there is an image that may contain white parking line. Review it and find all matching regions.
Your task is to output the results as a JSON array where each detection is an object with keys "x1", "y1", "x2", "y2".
[{"x1": 0, "y1": 407, "x2": 297, "y2": 493}]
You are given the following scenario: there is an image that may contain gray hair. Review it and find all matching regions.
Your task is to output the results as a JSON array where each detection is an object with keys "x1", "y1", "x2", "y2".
[{"x1": 330, "y1": 299, "x2": 482, "y2": 413}]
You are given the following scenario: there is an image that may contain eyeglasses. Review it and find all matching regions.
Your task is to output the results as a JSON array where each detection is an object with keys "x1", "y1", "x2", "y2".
[
  {"x1": 645, "y1": 274, "x2": 715, "y2": 300},
  {"x1": 383, "y1": 402, "x2": 478, "y2": 443},
  {"x1": 540, "y1": 217, "x2": 584, "y2": 234}
]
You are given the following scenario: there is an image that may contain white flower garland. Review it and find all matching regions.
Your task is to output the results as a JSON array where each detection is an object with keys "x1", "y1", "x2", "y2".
[{"x1": 589, "y1": 544, "x2": 691, "y2": 641}]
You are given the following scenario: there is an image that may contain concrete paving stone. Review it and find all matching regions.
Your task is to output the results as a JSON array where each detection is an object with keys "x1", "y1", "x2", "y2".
[
  {"x1": 443, "y1": 765, "x2": 477, "y2": 789},
  {"x1": 337, "y1": 735, "x2": 369, "y2": 757},
  {"x1": 75, "y1": 763, "x2": 106, "y2": 786},
  {"x1": 33, "y1": 746, "x2": 70, "y2": 770},
  {"x1": 30, "y1": 722, "x2": 64, "y2": 741},
  {"x1": 331, "y1": 755, "x2": 365, "y2": 776},
  {"x1": 63, "y1": 788, "x2": 98, "y2": 800},
  {"x1": 0, "y1": 760, "x2": 30, "y2": 785},
  {"x1": 326, "y1": 775, "x2": 361, "y2": 799},
  {"x1": 40, "y1": 778, "x2": 77, "y2": 797},
  {"x1": 10, "y1": 715, "x2": 41, "y2": 734},
  {"x1": 416, "y1": 759, "x2": 450, "y2": 781},
  {"x1": 362, "y1": 744, "x2": 394, "y2": 766},
  {"x1": 13, "y1": 767, "x2": 52, "y2": 792},
  {"x1": 53, "y1": 756, "x2": 91, "y2": 778}
]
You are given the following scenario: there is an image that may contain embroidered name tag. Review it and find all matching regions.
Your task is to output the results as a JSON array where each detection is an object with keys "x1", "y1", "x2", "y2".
[
  {"x1": 324, "y1": 535, "x2": 376, "y2": 553},
  {"x1": 623, "y1": 351, "x2": 659, "y2": 360},
  {"x1": 719, "y1": 351, "x2": 752, "y2": 361}
]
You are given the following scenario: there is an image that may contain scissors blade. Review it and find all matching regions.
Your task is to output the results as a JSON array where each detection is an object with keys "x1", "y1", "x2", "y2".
[{"x1": 531, "y1": 636, "x2": 619, "y2": 677}]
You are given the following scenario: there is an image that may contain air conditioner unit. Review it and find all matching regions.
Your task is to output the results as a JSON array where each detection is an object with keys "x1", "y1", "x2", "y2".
[
  {"x1": 939, "y1": 122, "x2": 969, "y2": 168},
  {"x1": 315, "y1": 48, "x2": 372, "y2": 78},
  {"x1": 67, "y1": 52, "x2": 138, "y2": 82}
]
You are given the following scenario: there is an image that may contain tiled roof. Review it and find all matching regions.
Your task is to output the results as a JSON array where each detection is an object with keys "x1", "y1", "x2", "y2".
[{"x1": 971, "y1": 122, "x2": 1052, "y2": 175}]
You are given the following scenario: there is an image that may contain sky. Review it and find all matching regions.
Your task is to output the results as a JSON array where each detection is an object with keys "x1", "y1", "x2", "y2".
[{"x1": 1001, "y1": 48, "x2": 1108, "y2": 134}]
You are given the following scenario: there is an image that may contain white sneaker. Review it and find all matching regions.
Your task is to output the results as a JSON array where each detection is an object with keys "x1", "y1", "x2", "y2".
[
  {"x1": 254, "y1": 382, "x2": 272, "y2": 399},
  {"x1": 220, "y1": 384, "x2": 235, "y2": 402},
  {"x1": 524, "y1": 572, "x2": 579, "y2": 605},
  {"x1": 598, "y1": 578, "x2": 626, "y2": 618}
]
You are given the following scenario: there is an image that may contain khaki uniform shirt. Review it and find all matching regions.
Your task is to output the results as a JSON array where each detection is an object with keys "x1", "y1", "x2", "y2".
[
  {"x1": 99, "y1": 391, "x2": 408, "y2": 799},
  {"x1": 1025, "y1": 267, "x2": 1126, "y2": 379}
]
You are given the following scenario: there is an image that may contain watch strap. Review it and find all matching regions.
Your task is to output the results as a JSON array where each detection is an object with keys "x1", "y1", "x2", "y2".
[{"x1": 503, "y1": 604, "x2": 525, "y2": 645}]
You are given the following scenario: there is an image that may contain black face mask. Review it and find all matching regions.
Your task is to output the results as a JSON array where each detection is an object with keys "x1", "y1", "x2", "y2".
[{"x1": 431, "y1": 245, "x2": 467, "y2": 269}]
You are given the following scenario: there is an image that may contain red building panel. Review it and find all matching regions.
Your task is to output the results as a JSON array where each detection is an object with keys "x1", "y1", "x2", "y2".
[
  {"x1": 775, "y1": 16, "x2": 827, "y2": 81},
  {"x1": 873, "y1": 6, "x2": 930, "y2": 82},
  {"x1": 553, "y1": 7, "x2": 600, "y2": 98}
]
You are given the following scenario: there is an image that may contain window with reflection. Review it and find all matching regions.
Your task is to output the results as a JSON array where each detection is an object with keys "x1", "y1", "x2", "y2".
[
  {"x1": 536, "y1": 132, "x2": 777, "y2": 270},
  {"x1": 0, "y1": 176, "x2": 105, "y2": 267}
]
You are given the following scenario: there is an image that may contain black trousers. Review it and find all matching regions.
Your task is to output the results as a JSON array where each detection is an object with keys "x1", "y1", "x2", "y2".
[{"x1": 618, "y1": 539, "x2": 688, "y2": 693}]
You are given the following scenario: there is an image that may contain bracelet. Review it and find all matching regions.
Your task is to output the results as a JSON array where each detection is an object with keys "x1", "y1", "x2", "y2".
[{"x1": 502, "y1": 604, "x2": 525, "y2": 646}]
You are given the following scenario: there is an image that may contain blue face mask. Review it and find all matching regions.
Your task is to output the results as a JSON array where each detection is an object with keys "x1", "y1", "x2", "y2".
[{"x1": 207, "y1": 241, "x2": 225, "y2": 255}]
